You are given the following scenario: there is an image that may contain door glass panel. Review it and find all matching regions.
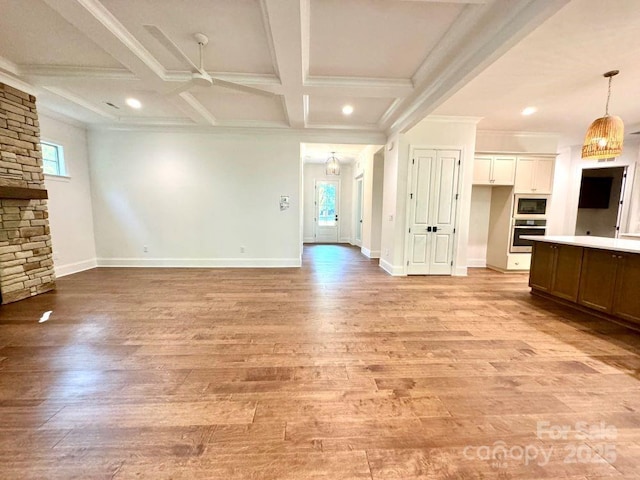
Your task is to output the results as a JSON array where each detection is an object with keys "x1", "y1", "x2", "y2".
[{"x1": 317, "y1": 182, "x2": 337, "y2": 226}]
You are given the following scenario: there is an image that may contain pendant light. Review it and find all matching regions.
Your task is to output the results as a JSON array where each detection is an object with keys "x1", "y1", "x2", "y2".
[
  {"x1": 325, "y1": 151, "x2": 341, "y2": 176},
  {"x1": 581, "y1": 70, "x2": 624, "y2": 160}
]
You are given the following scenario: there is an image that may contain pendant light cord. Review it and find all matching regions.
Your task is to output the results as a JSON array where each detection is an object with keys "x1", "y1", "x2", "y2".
[{"x1": 605, "y1": 75, "x2": 612, "y2": 116}]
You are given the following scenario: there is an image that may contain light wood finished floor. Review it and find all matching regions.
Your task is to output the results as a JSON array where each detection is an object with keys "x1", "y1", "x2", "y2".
[{"x1": 1, "y1": 244, "x2": 640, "y2": 479}]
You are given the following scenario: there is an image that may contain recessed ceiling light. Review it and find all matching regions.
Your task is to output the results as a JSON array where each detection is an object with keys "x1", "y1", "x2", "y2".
[
  {"x1": 521, "y1": 106, "x2": 537, "y2": 116},
  {"x1": 342, "y1": 105, "x2": 354, "y2": 115},
  {"x1": 126, "y1": 98, "x2": 142, "y2": 109}
]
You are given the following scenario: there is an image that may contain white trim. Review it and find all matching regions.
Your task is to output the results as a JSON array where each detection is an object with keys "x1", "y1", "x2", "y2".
[
  {"x1": 303, "y1": 236, "x2": 315, "y2": 243},
  {"x1": 424, "y1": 115, "x2": 483, "y2": 124},
  {"x1": 379, "y1": 258, "x2": 405, "y2": 276},
  {"x1": 467, "y1": 258, "x2": 487, "y2": 268},
  {"x1": 55, "y1": 258, "x2": 97, "y2": 277},
  {"x1": 453, "y1": 266, "x2": 468, "y2": 276},
  {"x1": 339, "y1": 236, "x2": 352, "y2": 244},
  {"x1": 96, "y1": 257, "x2": 302, "y2": 268},
  {"x1": 361, "y1": 248, "x2": 380, "y2": 259}
]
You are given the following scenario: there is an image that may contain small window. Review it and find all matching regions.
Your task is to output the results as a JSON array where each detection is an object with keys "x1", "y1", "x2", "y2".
[{"x1": 41, "y1": 141, "x2": 66, "y2": 176}]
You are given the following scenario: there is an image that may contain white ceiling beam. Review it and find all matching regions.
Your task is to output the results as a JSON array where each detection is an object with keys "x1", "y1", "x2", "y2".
[
  {"x1": 384, "y1": 0, "x2": 570, "y2": 134},
  {"x1": 260, "y1": 0, "x2": 308, "y2": 128},
  {"x1": 43, "y1": 86, "x2": 118, "y2": 120},
  {"x1": 40, "y1": 0, "x2": 166, "y2": 88},
  {"x1": 305, "y1": 77, "x2": 413, "y2": 98},
  {"x1": 176, "y1": 93, "x2": 217, "y2": 126},
  {"x1": 21, "y1": 65, "x2": 136, "y2": 81}
]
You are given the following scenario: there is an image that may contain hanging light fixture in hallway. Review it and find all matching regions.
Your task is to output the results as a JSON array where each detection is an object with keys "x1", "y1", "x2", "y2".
[{"x1": 325, "y1": 151, "x2": 341, "y2": 176}]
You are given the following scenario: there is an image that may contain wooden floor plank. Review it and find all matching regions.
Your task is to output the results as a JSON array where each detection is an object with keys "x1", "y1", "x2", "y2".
[{"x1": 0, "y1": 244, "x2": 639, "y2": 478}]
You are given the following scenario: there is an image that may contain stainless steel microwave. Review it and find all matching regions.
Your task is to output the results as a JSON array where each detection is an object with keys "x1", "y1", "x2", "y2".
[{"x1": 513, "y1": 194, "x2": 549, "y2": 218}]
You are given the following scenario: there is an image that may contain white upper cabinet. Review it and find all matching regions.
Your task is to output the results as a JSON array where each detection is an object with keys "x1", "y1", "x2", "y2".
[
  {"x1": 515, "y1": 157, "x2": 555, "y2": 194},
  {"x1": 473, "y1": 155, "x2": 516, "y2": 186}
]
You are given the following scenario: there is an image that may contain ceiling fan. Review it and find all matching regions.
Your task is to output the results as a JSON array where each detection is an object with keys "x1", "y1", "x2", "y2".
[{"x1": 144, "y1": 25, "x2": 274, "y2": 98}]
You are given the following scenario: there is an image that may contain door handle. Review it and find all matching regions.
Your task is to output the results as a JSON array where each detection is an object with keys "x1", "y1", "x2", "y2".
[
  {"x1": 426, "y1": 226, "x2": 432, "y2": 232},
  {"x1": 335, "y1": 215, "x2": 339, "y2": 221},
  {"x1": 433, "y1": 226, "x2": 438, "y2": 233}
]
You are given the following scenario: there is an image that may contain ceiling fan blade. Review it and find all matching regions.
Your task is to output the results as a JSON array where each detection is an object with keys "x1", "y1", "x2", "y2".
[
  {"x1": 163, "y1": 81, "x2": 195, "y2": 97},
  {"x1": 144, "y1": 24, "x2": 201, "y2": 73},
  {"x1": 212, "y1": 78, "x2": 275, "y2": 97}
]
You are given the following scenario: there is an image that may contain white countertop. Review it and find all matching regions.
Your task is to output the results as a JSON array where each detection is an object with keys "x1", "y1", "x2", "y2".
[{"x1": 521, "y1": 235, "x2": 640, "y2": 254}]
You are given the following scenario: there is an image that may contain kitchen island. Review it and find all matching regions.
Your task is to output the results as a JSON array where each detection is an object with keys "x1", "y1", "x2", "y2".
[{"x1": 524, "y1": 235, "x2": 640, "y2": 328}]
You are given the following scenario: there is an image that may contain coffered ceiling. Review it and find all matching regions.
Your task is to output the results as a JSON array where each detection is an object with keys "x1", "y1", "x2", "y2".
[{"x1": 0, "y1": 0, "x2": 568, "y2": 135}]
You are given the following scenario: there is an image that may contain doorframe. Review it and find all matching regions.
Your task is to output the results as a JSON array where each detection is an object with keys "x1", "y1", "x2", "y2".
[
  {"x1": 314, "y1": 178, "x2": 341, "y2": 243},
  {"x1": 353, "y1": 174, "x2": 364, "y2": 247},
  {"x1": 403, "y1": 145, "x2": 464, "y2": 276}
]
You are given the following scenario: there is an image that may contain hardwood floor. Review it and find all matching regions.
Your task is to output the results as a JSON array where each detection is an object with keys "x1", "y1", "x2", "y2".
[{"x1": 1, "y1": 244, "x2": 639, "y2": 479}]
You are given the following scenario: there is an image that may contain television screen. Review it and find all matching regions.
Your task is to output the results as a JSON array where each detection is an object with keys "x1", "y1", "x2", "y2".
[{"x1": 578, "y1": 176, "x2": 613, "y2": 209}]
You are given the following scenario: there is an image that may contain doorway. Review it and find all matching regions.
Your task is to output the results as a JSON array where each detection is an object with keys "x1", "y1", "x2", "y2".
[
  {"x1": 406, "y1": 148, "x2": 461, "y2": 275},
  {"x1": 575, "y1": 166, "x2": 626, "y2": 238},
  {"x1": 315, "y1": 180, "x2": 340, "y2": 243}
]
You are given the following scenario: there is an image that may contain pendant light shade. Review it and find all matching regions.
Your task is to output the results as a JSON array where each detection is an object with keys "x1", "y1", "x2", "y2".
[
  {"x1": 325, "y1": 152, "x2": 340, "y2": 176},
  {"x1": 582, "y1": 70, "x2": 624, "y2": 160}
]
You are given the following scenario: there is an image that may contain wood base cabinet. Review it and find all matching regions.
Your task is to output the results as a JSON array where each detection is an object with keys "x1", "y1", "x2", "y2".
[
  {"x1": 530, "y1": 242, "x2": 640, "y2": 327},
  {"x1": 529, "y1": 242, "x2": 582, "y2": 301}
]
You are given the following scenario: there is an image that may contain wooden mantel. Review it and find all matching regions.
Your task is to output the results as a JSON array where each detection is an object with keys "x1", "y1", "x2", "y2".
[{"x1": 0, "y1": 186, "x2": 48, "y2": 200}]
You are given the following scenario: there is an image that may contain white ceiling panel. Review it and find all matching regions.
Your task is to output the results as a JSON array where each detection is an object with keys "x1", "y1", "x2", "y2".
[
  {"x1": 309, "y1": 0, "x2": 464, "y2": 78},
  {"x1": 434, "y1": 0, "x2": 640, "y2": 144},
  {"x1": 308, "y1": 96, "x2": 394, "y2": 126},
  {"x1": 191, "y1": 87, "x2": 285, "y2": 123},
  {"x1": 101, "y1": 0, "x2": 276, "y2": 75},
  {"x1": 0, "y1": 0, "x2": 122, "y2": 68}
]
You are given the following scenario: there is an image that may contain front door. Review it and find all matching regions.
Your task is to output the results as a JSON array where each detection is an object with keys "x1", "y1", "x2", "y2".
[
  {"x1": 315, "y1": 180, "x2": 339, "y2": 243},
  {"x1": 407, "y1": 149, "x2": 460, "y2": 275}
]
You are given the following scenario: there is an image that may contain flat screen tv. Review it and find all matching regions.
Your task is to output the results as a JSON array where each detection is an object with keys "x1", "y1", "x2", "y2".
[{"x1": 578, "y1": 176, "x2": 613, "y2": 209}]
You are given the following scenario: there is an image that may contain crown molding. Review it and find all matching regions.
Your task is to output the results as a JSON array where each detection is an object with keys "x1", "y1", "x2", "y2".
[
  {"x1": 21, "y1": 65, "x2": 136, "y2": 80},
  {"x1": 423, "y1": 115, "x2": 483, "y2": 124},
  {"x1": 38, "y1": 106, "x2": 89, "y2": 129},
  {"x1": 88, "y1": 122, "x2": 387, "y2": 143},
  {"x1": 0, "y1": 56, "x2": 20, "y2": 76},
  {"x1": 476, "y1": 129, "x2": 560, "y2": 138},
  {"x1": 0, "y1": 71, "x2": 39, "y2": 96}
]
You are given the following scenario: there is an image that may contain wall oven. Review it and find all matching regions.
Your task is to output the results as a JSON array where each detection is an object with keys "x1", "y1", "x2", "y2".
[
  {"x1": 514, "y1": 194, "x2": 549, "y2": 218},
  {"x1": 511, "y1": 219, "x2": 547, "y2": 253}
]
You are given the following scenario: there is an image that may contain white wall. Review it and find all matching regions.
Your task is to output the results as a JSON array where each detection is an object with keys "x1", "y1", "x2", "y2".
[
  {"x1": 381, "y1": 117, "x2": 478, "y2": 275},
  {"x1": 549, "y1": 139, "x2": 640, "y2": 237},
  {"x1": 302, "y1": 162, "x2": 353, "y2": 243},
  {"x1": 468, "y1": 186, "x2": 492, "y2": 267},
  {"x1": 88, "y1": 129, "x2": 302, "y2": 267},
  {"x1": 353, "y1": 145, "x2": 384, "y2": 257},
  {"x1": 41, "y1": 114, "x2": 97, "y2": 277}
]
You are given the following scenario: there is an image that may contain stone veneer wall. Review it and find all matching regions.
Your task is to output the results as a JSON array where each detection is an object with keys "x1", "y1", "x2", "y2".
[{"x1": 0, "y1": 82, "x2": 55, "y2": 304}]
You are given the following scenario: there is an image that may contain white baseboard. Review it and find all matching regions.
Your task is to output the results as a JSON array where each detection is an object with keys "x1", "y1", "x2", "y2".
[
  {"x1": 54, "y1": 258, "x2": 97, "y2": 277},
  {"x1": 453, "y1": 266, "x2": 468, "y2": 276},
  {"x1": 339, "y1": 237, "x2": 352, "y2": 244},
  {"x1": 361, "y1": 248, "x2": 381, "y2": 259},
  {"x1": 467, "y1": 258, "x2": 487, "y2": 268},
  {"x1": 303, "y1": 236, "x2": 315, "y2": 243},
  {"x1": 96, "y1": 257, "x2": 302, "y2": 268},
  {"x1": 379, "y1": 258, "x2": 405, "y2": 276}
]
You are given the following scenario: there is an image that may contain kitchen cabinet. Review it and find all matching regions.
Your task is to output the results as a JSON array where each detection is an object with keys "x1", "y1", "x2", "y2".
[
  {"x1": 529, "y1": 242, "x2": 582, "y2": 301},
  {"x1": 473, "y1": 155, "x2": 516, "y2": 186},
  {"x1": 515, "y1": 157, "x2": 554, "y2": 194},
  {"x1": 578, "y1": 248, "x2": 618, "y2": 313},
  {"x1": 529, "y1": 237, "x2": 640, "y2": 327},
  {"x1": 612, "y1": 253, "x2": 640, "y2": 324}
]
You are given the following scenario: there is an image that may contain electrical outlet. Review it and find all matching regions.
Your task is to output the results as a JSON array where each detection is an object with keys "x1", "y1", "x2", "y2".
[
  {"x1": 240, "y1": 246, "x2": 245, "y2": 253},
  {"x1": 143, "y1": 245, "x2": 148, "y2": 253}
]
